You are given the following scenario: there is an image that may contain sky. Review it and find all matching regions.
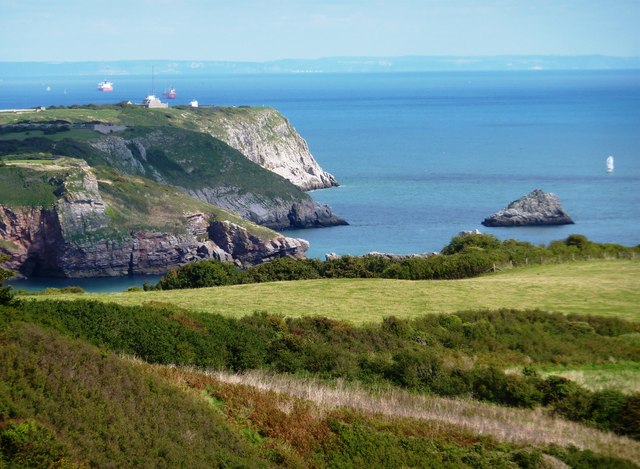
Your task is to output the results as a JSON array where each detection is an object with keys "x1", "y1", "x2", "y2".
[{"x1": 1, "y1": 0, "x2": 639, "y2": 62}]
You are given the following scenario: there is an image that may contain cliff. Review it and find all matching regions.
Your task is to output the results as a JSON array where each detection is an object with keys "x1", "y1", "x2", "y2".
[
  {"x1": 0, "y1": 160, "x2": 308, "y2": 278},
  {"x1": 190, "y1": 107, "x2": 339, "y2": 190},
  {"x1": 87, "y1": 127, "x2": 345, "y2": 229},
  {"x1": 0, "y1": 106, "x2": 346, "y2": 230},
  {"x1": 482, "y1": 189, "x2": 574, "y2": 227}
]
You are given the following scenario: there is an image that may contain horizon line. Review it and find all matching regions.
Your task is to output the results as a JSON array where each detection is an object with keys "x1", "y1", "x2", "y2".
[{"x1": 2, "y1": 54, "x2": 640, "y2": 64}]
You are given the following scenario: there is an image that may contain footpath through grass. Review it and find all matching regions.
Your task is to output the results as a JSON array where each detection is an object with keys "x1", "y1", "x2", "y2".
[{"x1": 35, "y1": 259, "x2": 640, "y2": 323}]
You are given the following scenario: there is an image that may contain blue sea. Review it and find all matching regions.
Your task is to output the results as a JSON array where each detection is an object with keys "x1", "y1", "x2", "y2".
[{"x1": 2, "y1": 70, "x2": 639, "y2": 291}]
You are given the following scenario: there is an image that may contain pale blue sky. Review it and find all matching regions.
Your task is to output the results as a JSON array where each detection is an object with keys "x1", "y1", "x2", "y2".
[{"x1": 2, "y1": 0, "x2": 639, "y2": 61}]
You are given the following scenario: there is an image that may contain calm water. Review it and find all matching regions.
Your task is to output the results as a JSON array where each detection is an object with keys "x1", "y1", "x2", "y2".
[{"x1": 1, "y1": 70, "x2": 639, "y2": 290}]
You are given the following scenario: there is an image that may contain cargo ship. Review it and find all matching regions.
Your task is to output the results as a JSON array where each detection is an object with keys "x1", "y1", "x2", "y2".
[
  {"x1": 162, "y1": 86, "x2": 176, "y2": 99},
  {"x1": 97, "y1": 80, "x2": 113, "y2": 92}
]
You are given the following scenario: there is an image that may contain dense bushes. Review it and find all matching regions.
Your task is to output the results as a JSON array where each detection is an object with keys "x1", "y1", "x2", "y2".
[
  {"x1": 0, "y1": 255, "x2": 16, "y2": 306},
  {"x1": 0, "y1": 419, "x2": 72, "y2": 468},
  {"x1": 4, "y1": 300, "x2": 639, "y2": 439},
  {"x1": 153, "y1": 234, "x2": 639, "y2": 290},
  {"x1": 3, "y1": 324, "x2": 632, "y2": 467},
  {"x1": 0, "y1": 323, "x2": 267, "y2": 468},
  {"x1": 244, "y1": 257, "x2": 323, "y2": 283},
  {"x1": 156, "y1": 258, "x2": 243, "y2": 290}
]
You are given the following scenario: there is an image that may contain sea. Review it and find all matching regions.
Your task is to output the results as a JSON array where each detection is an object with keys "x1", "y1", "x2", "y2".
[{"x1": 1, "y1": 70, "x2": 639, "y2": 291}]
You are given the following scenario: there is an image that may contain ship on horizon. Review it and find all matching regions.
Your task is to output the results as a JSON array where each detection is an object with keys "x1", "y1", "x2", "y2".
[
  {"x1": 97, "y1": 80, "x2": 113, "y2": 92},
  {"x1": 162, "y1": 86, "x2": 177, "y2": 99}
]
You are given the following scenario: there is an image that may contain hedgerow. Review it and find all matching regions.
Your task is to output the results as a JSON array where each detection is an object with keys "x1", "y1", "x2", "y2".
[{"x1": 153, "y1": 234, "x2": 640, "y2": 290}]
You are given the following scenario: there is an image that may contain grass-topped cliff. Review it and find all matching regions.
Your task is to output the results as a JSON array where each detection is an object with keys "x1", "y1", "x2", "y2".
[
  {"x1": 0, "y1": 102, "x2": 349, "y2": 277},
  {"x1": 0, "y1": 157, "x2": 274, "y2": 238},
  {"x1": 0, "y1": 158, "x2": 308, "y2": 277},
  {"x1": 0, "y1": 104, "x2": 344, "y2": 227}
]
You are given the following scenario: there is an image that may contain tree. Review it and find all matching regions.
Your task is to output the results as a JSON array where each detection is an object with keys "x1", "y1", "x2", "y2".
[{"x1": 0, "y1": 254, "x2": 16, "y2": 305}]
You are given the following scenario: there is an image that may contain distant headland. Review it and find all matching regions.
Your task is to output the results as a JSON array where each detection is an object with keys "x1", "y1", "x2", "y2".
[{"x1": 1, "y1": 55, "x2": 639, "y2": 77}]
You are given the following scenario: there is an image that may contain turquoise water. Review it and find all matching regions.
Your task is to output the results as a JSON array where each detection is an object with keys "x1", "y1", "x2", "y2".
[
  {"x1": 6, "y1": 275, "x2": 162, "y2": 293},
  {"x1": 1, "y1": 70, "x2": 639, "y2": 289}
]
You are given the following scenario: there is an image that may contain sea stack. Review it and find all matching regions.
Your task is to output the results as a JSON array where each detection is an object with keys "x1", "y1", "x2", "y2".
[{"x1": 482, "y1": 189, "x2": 574, "y2": 227}]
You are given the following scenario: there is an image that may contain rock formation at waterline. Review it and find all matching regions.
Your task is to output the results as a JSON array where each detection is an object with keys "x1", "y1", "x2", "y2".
[{"x1": 481, "y1": 189, "x2": 574, "y2": 227}]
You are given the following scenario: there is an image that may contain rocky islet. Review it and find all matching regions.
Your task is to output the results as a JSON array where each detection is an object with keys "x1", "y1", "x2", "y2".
[{"x1": 482, "y1": 189, "x2": 574, "y2": 227}]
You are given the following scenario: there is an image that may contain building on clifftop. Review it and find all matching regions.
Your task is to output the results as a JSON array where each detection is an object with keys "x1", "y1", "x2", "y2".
[{"x1": 142, "y1": 95, "x2": 168, "y2": 108}]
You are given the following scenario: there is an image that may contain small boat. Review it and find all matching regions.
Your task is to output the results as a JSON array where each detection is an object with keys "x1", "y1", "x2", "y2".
[
  {"x1": 606, "y1": 155, "x2": 614, "y2": 173},
  {"x1": 162, "y1": 86, "x2": 177, "y2": 99},
  {"x1": 97, "y1": 80, "x2": 113, "y2": 92}
]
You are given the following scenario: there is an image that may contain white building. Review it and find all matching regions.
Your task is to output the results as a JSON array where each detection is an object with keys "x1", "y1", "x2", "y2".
[{"x1": 142, "y1": 95, "x2": 168, "y2": 108}]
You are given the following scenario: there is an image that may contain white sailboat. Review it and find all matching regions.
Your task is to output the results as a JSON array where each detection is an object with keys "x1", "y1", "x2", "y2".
[{"x1": 606, "y1": 155, "x2": 614, "y2": 173}]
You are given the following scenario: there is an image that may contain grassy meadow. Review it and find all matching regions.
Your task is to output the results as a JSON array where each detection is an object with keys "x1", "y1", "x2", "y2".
[
  {"x1": 4, "y1": 258, "x2": 640, "y2": 466},
  {"x1": 36, "y1": 259, "x2": 640, "y2": 323},
  {"x1": 535, "y1": 362, "x2": 640, "y2": 394}
]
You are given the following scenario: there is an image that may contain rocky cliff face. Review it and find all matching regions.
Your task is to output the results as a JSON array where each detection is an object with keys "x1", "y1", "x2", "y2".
[
  {"x1": 0, "y1": 162, "x2": 309, "y2": 278},
  {"x1": 194, "y1": 108, "x2": 339, "y2": 191},
  {"x1": 184, "y1": 187, "x2": 346, "y2": 230},
  {"x1": 482, "y1": 189, "x2": 574, "y2": 227},
  {"x1": 1, "y1": 205, "x2": 309, "y2": 278},
  {"x1": 89, "y1": 130, "x2": 346, "y2": 230}
]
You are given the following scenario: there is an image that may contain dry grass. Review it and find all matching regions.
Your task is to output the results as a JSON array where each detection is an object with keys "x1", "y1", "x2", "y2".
[
  {"x1": 39, "y1": 259, "x2": 640, "y2": 323},
  {"x1": 129, "y1": 359, "x2": 640, "y2": 465}
]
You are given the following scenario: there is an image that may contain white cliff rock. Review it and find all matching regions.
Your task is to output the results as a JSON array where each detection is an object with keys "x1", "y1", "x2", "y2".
[{"x1": 195, "y1": 107, "x2": 339, "y2": 191}]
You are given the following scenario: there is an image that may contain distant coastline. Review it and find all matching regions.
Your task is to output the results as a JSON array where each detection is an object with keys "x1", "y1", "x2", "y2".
[{"x1": 1, "y1": 55, "x2": 639, "y2": 77}]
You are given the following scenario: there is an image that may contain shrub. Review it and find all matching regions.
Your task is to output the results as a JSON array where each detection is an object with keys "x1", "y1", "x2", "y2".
[
  {"x1": 157, "y1": 259, "x2": 243, "y2": 290},
  {"x1": 386, "y1": 349, "x2": 444, "y2": 391},
  {"x1": 43, "y1": 286, "x2": 85, "y2": 295},
  {"x1": 588, "y1": 389, "x2": 628, "y2": 431},
  {"x1": 244, "y1": 257, "x2": 321, "y2": 283},
  {"x1": 441, "y1": 233, "x2": 502, "y2": 255},
  {"x1": 613, "y1": 394, "x2": 640, "y2": 439},
  {"x1": 565, "y1": 234, "x2": 590, "y2": 250},
  {"x1": 0, "y1": 419, "x2": 71, "y2": 468},
  {"x1": 0, "y1": 256, "x2": 16, "y2": 306},
  {"x1": 471, "y1": 366, "x2": 542, "y2": 408}
]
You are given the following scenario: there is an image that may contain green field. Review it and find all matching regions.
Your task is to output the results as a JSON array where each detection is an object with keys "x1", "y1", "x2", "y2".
[
  {"x1": 535, "y1": 361, "x2": 640, "y2": 394},
  {"x1": 36, "y1": 259, "x2": 640, "y2": 323},
  {"x1": 0, "y1": 129, "x2": 97, "y2": 141}
]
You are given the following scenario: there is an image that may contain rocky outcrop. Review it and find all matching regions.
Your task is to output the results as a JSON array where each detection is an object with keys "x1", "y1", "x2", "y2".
[
  {"x1": 2, "y1": 106, "x2": 346, "y2": 230},
  {"x1": 0, "y1": 205, "x2": 309, "y2": 278},
  {"x1": 195, "y1": 108, "x2": 339, "y2": 191},
  {"x1": 0, "y1": 162, "x2": 309, "y2": 278},
  {"x1": 482, "y1": 189, "x2": 574, "y2": 227},
  {"x1": 185, "y1": 187, "x2": 347, "y2": 230},
  {"x1": 89, "y1": 130, "x2": 346, "y2": 230},
  {"x1": 208, "y1": 220, "x2": 309, "y2": 265}
]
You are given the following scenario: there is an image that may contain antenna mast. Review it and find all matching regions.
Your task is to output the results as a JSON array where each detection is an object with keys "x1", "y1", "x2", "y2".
[{"x1": 152, "y1": 66, "x2": 155, "y2": 96}]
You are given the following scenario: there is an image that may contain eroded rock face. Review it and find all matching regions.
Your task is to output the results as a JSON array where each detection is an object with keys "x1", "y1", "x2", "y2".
[
  {"x1": 481, "y1": 189, "x2": 574, "y2": 227},
  {"x1": 183, "y1": 187, "x2": 347, "y2": 231},
  {"x1": 90, "y1": 130, "x2": 345, "y2": 230},
  {"x1": 208, "y1": 220, "x2": 309, "y2": 265},
  {"x1": 0, "y1": 205, "x2": 309, "y2": 278},
  {"x1": 198, "y1": 108, "x2": 339, "y2": 191},
  {"x1": 0, "y1": 164, "x2": 309, "y2": 278}
]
